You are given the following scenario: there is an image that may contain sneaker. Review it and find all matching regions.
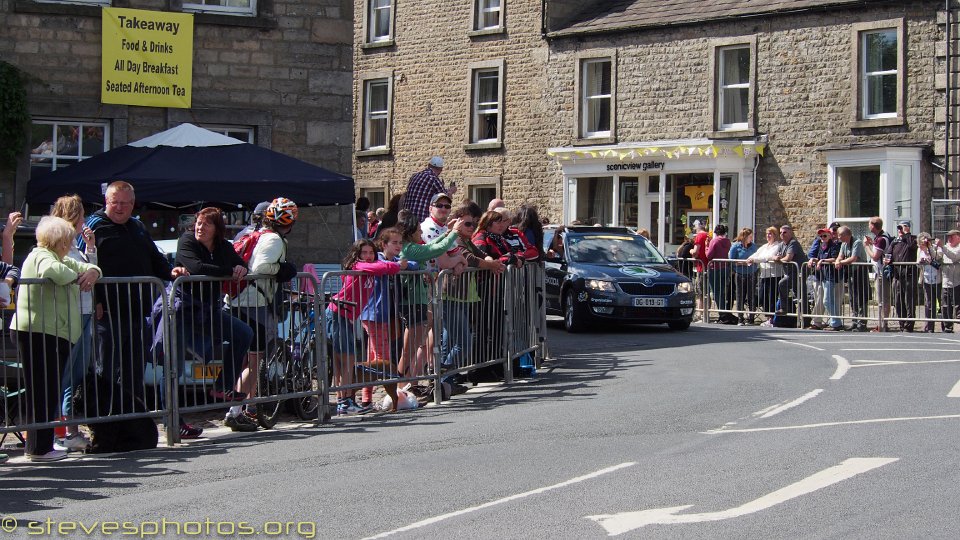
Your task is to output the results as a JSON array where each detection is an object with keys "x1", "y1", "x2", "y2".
[
  {"x1": 760, "y1": 320, "x2": 773, "y2": 327},
  {"x1": 28, "y1": 449, "x2": 68, "y2": 462},
  {"x1": 337, "y1": 398, "x2": 371, "y2": 416},
  {"x1": 224, "y1": 412, "x2": 258, "y2": 432},
  {"x1": 55, "y1": 433, "x2": 90, "y2": 452},
  {"x1": 179, "y1": 422, "x2": 204, "y2": 439}
]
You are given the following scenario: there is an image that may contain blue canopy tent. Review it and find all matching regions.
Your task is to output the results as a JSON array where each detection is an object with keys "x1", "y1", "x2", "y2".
[{"x1": 26, "y1": 123, "x2": 355, "y2": 208}]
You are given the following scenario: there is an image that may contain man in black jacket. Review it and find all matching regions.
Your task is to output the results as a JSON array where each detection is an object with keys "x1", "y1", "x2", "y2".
[
  {"x1": 889, "y1": 219, "x2": 918, "y2": 332},
  {"x1": 83, "y1": 181, "x2": 188, "y2": 413}
]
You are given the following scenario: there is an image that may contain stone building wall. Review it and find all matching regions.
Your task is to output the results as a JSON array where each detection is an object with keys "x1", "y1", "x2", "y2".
[
  {"x1": 352, "y1": 0, "x2": 564, "y2": 222},
  {"x1": 1, "y1": 0, "x2": 355, "y2": 264},
  {"x1": 544, "y1": 1, "x2": 940, "y2": 242}
]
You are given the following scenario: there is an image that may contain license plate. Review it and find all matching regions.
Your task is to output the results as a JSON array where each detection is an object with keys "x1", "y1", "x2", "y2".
[
  {"x1": 193, "y1": 364, "x2": 222, "y2": 380},
  {"x1": 633, "y1": 297, "x2": 665, "y2": 307}
]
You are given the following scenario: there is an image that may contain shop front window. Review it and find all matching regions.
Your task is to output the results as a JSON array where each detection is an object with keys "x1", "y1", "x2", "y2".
[
  {"x1": 670, "y1": 173, "x2": 713, "y2": 244},
  {"x1": 835, "y1": 165, "x2": 880, "y2": 238},
  {"x1": 571, "y1": 177, "x2": 613, "y2": 226},
  {"x1": 618, "y1": 178, "x2": 638, "y2": 229}
]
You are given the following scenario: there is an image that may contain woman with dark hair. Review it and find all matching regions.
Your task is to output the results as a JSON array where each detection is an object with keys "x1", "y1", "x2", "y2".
[
  {"x1": 515, "y1": 205, "x2": 545, "y2": 262},
  {"x1": 374, "y1": 194, "x2": 404, "y2": 238},
  {"x1": 355, "y1": 197, "x2": 371, "y2": 239},
  {"x1": 175, "y1": 207, "x2": 255, "y2": 430}
]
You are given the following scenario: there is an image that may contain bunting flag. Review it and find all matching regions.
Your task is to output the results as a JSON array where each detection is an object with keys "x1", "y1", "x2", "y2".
[
  {"x1": 756, "y1": 143, "x2": 766, "y2": 157},
  {"x1": 733, "y1": 145, "x2": 745, "y2": 157},
  {"x1": 547, "y1": 142, "x2": 766, "y2": 161}
]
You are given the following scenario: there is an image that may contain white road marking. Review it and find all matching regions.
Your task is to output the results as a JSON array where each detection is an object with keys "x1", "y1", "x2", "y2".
[
  {"x1": 853, "y1": 359, "x2": 960, "y2": 366},
  {"x1": 807, "y1": 341, "x2": 905, "y2": 344},
  {"x1": 948, "y1": 379, "x2": 960, "y2": 398},
  {"x1": 830, "y1": 355, "x2": 850, "y2": 380},
  {"x1": 840, "y1": 348, "x2": 960, "y2": 352},
  {"x1": 360, "y1": 462, "x2": 636, "y2": 539},
  {"x1": 777, "y1": 339, "x2": 824, "y2": 351},
  {"x1": 755, "y1": 389, "x2": 824, "y2": 419},
  {"x1": 704, "y1": 414, "x2": 960, "y2": 434},
  {"x1": 585, "y1": 458, "x2": 898, "y2": 535}
]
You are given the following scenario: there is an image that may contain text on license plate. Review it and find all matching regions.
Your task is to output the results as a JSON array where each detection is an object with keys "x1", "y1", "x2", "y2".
[
  {"x1": 633, "y1": 297, "x2": 665, "y2": 307},
  {"x1": 193, "y1": 364, "x2": 222, "y2": 380}
]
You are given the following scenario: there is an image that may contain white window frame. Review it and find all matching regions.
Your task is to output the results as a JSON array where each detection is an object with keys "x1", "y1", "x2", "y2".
[
  {"x1": 357, "y1": 72, "x2": 394, "y2": 156},
  {"x1": 860, "y1": 29, "x2": 898, "y2": 119},
  {"x1": 360, "y1": 187, "x2": 387, "y2": 211},
  {"x1": 472, "y1": 0, "x2": 504, "y2": 32},
  {"x1": 363, "y1": 78, "x2": 391, "y2": 150},
  {"x1": 200, "y1": 125, "x2": 255, "y2": 143},
  {"x1": 471, "y1": 69, "x2": 500, "y2": 144},
  {"x1": 365, "y1": 0, "x2": 394, "y2": 45},
  {"x1": 717, "y1": 45, "x2": 750, "y2": 131},
  {"x1": 824, "y1": 147, "x2": 922, "y2": 235},
  {"x1": 465, "y1": 60, "x2": 505, "y2": 149},
  {"x1": 182, "y1": 0, "x2": 256, "y2": 16},
  {"x1": 574, "y1": 53, "x2": 616, "y2": 143},
  {"x1": 851, "y1": 19, "x2": 904, "y2": 127},
  {"x1": 29, "y1": 118, "x2": 110, "y2": 173}
]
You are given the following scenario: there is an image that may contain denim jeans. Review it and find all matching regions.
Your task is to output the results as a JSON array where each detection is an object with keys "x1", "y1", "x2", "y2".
[
  {"x1": 61, "y1": 313, "x2": 93, "y2": 418},
  {"x1": 440, "y1": 300, "x2": 473, "y2": 369},
  {"x1": 822, "y1": 280, "x2": 843, "y2": 328}
]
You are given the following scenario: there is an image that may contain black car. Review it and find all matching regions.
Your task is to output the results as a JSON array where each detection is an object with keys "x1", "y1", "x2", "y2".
[{"x1": 544, "y1": 227, "x2": 695, "y2": 332}]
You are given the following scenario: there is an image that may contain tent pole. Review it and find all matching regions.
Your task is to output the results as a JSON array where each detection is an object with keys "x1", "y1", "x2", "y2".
[{"x1": 352, "y1": 203, "x2": 359, "y2": 242}]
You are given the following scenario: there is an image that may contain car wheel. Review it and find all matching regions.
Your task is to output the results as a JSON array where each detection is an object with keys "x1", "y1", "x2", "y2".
[
  {"x1": 668, "y1": 320, "x2": 691, "y2": 331},
  {"x1": 564, "y1": 290, "x2": 587, "y2": 333}
]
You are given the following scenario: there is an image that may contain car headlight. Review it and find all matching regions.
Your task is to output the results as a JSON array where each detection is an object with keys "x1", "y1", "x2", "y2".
[
  {"x1": 585, "y1": 279, "x2": 616, "y2": 292},
  {"x1": 677, "y1": 282, "x2": 692, "y2": 293}
]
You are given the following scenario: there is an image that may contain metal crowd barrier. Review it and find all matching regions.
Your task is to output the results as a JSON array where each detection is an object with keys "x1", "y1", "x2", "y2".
[
  {"x1": 3, "y1": 263, "x2": 549, "y2": 449},
  {"x1": 689, "y1": 256, "x2": 960, "y2": 332},
  {"x1": 1, "y1": 277, "x2": 172, "y2": 445}
]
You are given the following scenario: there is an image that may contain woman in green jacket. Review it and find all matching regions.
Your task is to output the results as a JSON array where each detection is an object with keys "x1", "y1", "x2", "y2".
[
  {"x1": 396, "y1": 211, "x2": 460, "y2": 379},
  {"x1": 12, "y1": 216, "x2": 101, "y2": 462}
]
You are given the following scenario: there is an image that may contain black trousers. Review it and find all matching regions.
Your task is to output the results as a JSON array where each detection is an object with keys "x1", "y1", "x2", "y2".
[
  {"x1": 893, "y1": 268, "x2": 918, "y2": 331},
  {"x1": 17, "y1": 331, "x2": 70, "y2": 456},
  {"x1": 942, "y1": 285, "x2": 960, "y2": 332}
]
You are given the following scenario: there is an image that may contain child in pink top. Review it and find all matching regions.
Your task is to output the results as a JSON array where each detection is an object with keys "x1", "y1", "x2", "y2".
[{"x1": 326, "y1": 239, "x2": 404, "y2": 415}]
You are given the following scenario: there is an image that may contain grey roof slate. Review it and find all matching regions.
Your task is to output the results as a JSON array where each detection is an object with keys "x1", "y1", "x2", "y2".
[{"x1": 549, "y1": 0, "x2": 892, "y2": 36}]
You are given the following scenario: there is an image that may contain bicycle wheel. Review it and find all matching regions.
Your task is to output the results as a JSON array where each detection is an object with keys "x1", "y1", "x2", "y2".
[
  {"x1": 256, "y1": 339, "x2": 288, "y2": 429},
  {"x1": 292, "y1": 343, "x2": 320, "y2": 420}
]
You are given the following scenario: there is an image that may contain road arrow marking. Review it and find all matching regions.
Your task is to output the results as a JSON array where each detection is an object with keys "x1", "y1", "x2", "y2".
[
  {"x1": 585, "y1": 457, "x2": 898, "y2": 535},
  {"x1": 831, "y1": 355, "x2": 850, "y2": 380},
  {"x1": 361, "y1": 462, "x2": 636, "y2": 539},
  {"x1": 949, "y1": 379, "x2": 960, "y2": 398}
]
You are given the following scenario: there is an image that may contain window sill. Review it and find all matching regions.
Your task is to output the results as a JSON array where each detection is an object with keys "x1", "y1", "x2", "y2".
[
  {"x1": 851, "y1": 116, "x2": 905, "y2": 129},
  {"x1": 468, "y1": 27, "x2": 505, "y2": 38},
  {"x1": 190, "y1": 12, "x2": 276, "y2": 27},
  {"x1": 14, "y1": 0, "x2": 103, "y2": 17},
  {"x1": 464, "y1": 141, "x2": 503, "y2": 151},
  {"x1": 362, "y1": 40, "x2": 395, "y2": 51},
  {"x1": 573, "y1": 136, "x2": 616, "y2": 147},
  {"x1": 355, "y1": 148, "x2": 392, "y2": 157},
  {"x1": 709, "y1": 128, "x2": 756, "y2": 139}
]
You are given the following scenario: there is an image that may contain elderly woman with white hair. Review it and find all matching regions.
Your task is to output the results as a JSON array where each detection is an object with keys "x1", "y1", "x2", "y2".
[{"x1": 11, "y1": 216, "x2": 101, "y2": 462}]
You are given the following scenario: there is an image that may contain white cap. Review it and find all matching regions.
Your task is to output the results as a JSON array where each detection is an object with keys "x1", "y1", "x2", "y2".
[{"x1": 428, "y1": 156, "x2": 444, "y2": 168}]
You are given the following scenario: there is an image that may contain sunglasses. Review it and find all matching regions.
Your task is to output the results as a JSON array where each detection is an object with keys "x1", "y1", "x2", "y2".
[
  {"x1": 461, "y1": 221, "x2": 476, "y2": 227},
  {"x1": 433, "y1": 203, "x2": 452, "y2": 209}
]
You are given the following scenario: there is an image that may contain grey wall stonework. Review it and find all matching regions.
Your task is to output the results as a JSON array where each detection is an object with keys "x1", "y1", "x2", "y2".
[
  {"x1": 1, "y1": 0, "x2": 355, "y2": 264},
  {"x1": 352, "y1": 0, "x2": 566, "y2": 223},
  {"x1": 545, "y1": 1, "x2": 940, "y2": 242},
  {"x1": 354, "y1": 0, "x2": 942, "y2": 246}
]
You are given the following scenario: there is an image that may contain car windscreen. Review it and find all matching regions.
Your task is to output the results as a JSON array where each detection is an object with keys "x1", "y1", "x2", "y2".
[{"x1": 566, "y1": 234, "x2": 666, "y2": 265}]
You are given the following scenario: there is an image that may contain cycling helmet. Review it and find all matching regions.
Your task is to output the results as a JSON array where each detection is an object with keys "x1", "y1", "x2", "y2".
[{"x1": 264, "y1": 197, "x2": 298, "y2": 227}]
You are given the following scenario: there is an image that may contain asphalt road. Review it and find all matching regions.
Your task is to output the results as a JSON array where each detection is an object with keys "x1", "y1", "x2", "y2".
[{"x1": 1, "y1": 322, "x2": 958, "y2": 539}]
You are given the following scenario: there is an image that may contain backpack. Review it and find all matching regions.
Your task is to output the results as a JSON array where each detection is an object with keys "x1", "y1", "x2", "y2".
[{"x1": 222, "y1": 229, "x2": 267, "y2": 298}]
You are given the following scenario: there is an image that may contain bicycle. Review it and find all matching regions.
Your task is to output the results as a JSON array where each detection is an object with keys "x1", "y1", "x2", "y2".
[{"x1": 255, "y1": 292, "x2": 356, "y2": 428}]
